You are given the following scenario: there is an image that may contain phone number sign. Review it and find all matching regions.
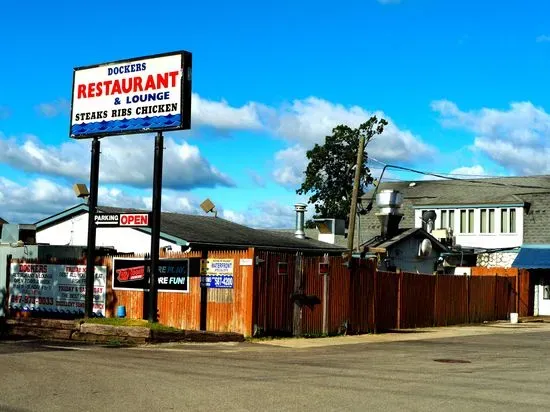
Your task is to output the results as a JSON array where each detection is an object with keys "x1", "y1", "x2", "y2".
[
  {"x1": 201, "y1": 258, "x2": 234, "y2": 289},
  {"x1": 200, "y1": 275, "x2": 233, "y2": 289}
]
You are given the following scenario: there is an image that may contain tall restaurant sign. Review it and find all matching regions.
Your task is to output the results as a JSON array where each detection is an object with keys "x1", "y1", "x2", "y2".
[{"x1": 70, "y1": 51, "x2": 192, "y2": 138}]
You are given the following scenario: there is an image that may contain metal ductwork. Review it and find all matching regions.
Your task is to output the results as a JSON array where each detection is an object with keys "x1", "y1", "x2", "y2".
[
  {"x1": 375, "y1": 190, "x2": 403, "y2": 239},
  {"x1": 294, "y1": 203, "x2": 307, "y2": 239}
]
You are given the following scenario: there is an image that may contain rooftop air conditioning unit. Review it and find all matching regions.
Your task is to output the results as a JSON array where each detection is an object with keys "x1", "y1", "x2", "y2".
[
  {"x1": 314, "y1": 218, "x2": 346, "y2": 245},
  {"x1": 0, "y1": 224, "x2": 37, "y2": 245}
]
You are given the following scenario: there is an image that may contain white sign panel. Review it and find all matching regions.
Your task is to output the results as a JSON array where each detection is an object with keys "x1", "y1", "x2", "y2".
[
  {"x1": 207, "y1": 259, "x2": 234, "y2": 274},
  {"x1": 70, "y1": 51, "x2": 192, "y2": 139},
  {"x1": 239, "y1": 258, "x2": 253, "y2": 266},
  {"x1": 9, "y1": 263, "x2": 107, "y2": 316}
]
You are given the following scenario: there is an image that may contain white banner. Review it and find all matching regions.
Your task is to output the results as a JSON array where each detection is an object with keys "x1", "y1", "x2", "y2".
[
  {"x1": 70, "y1": 51, "x2": 191, "y2": 138},
  {"x1": 9, "y1": 263, "x2": 107, "y2": 316}
]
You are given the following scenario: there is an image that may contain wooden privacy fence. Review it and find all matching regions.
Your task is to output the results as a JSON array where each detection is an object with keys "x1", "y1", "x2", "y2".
[
  {"x1": 253, "y1": 254, "x2": 520, "y2": 336},
  {"x1": 471, "y1": 266, "x2": 531, "y2": 317},
  {"x1": 109, "y1": 249, "x2": 255, "y2": 336},
  {"x1": 5, "y1": 251, "x2": 526, "y2": 338}
]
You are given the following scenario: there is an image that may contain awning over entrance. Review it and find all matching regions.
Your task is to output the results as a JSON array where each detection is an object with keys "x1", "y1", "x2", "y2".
[{"x1": 512, "y1": 245, "x2": 550, "y2": 269}]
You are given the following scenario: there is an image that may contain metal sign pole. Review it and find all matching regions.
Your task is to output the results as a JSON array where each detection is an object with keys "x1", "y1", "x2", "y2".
[
  {"x1": 148, "y1": 131, "x2": 164, "y2": 322},
  {"x1": 85, "y1": 137, "x2": 100, "y2": 318}
]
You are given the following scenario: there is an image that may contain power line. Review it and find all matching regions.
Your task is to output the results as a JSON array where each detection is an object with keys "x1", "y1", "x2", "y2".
[{"x1": 367, "y1": 158, "x2": 550, "y2": 190}]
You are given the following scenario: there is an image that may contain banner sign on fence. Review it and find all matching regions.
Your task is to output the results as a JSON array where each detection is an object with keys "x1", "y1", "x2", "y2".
[
  {"x1": 200, "y1": 258, "x2": 234, "y2": 289},
  {"x1": 70, "y1": 51, "x2": 192, "y2": 139},
  {"x1": 112, "y1": 258, "x2": 190, "y2": 293},
  {"x1": 9, "y1": 263, "x2": 107, "y2": 316}
]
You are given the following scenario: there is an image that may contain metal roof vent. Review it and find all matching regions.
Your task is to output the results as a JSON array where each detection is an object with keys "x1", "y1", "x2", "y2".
[
  {"x1": 294, "y1": 203, "x2": 307, "y2": 239},
  {"x1": 375, "y1": 190, "x2": 403, "y2": 239}
]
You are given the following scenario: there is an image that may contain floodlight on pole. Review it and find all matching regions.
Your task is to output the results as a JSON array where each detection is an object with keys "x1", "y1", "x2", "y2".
[
  {"x1": 73, "y1": 183, "x2": 90, "y2": 199},
  {"x1": 200, "y1": 198, "x2": 217, "y2": 217}
]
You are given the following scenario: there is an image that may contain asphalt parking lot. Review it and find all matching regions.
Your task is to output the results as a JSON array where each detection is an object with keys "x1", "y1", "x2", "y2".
[{"x1": 1, "y1": 324, "x2": 550, "y2": 411}]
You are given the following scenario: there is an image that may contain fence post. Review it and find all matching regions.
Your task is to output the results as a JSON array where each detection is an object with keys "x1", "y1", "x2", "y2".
[
  {"x1": 373, "y1": 269, "x2": 378, "y2": 334},
  {"x1": 292, "y1": 252, "x2": 303, "y2": 337},
  {"x1": 322, "y1": 272, "x2": 329, "y2": 335},
  {"x1": 396, "y1": 272, "x2": 402, "y2": 329},
  {"x1": 516, "y1": 271, "x2": 520, "y2": 315},
  {"x1": 433, "y1": 273, "x2": 438, "y2": 327},
  {"x1": 494, "y1": 274, "x2": 498, "y2": 320},
  {"x1": 466, "y1": 275, "x2": 470, "y2": 324}
]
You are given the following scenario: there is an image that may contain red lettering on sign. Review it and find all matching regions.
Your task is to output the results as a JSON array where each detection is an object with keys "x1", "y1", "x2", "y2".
[
  {"x1": 120, "y1": 214, "x2": 149, "y2": 226},
  {"x1": 116, "y1": 266, "x2": 145, "y2": 282}
]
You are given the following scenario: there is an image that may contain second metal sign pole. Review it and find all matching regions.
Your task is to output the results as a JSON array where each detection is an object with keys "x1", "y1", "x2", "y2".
[
  {"x1": 148, "y1": 131, "x2": 164, "y2": 323},
  {"x1": 85, "y1": 137, "x2": 100, "y2": 318}
]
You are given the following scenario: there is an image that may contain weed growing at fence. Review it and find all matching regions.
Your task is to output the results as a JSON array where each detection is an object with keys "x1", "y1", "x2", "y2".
[{"x1": 79, "y1": 317, "x2": 182, "y2": 332}]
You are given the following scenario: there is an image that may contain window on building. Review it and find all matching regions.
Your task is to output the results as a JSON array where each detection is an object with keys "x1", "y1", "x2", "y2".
[
  {"x1": 460, "y1": 209, "x2": 474, "y2": 233},
  {"x1": 449, "y1": 210, "x2": 455, "y2": 231},
  {"x1": 501, "y1": 209, "x2": 508, "y2": 233},
  {"x1": 500, "y1": 208, "x2": 517, "y2": 233},
  {"x1": 544, "y1": 285, "x2": 550, "y2": 300},
  {"x1": 480, "y1": 209, "x2": 487, "y2": 233},
  {"x1": 440, "y1": 210, "x2": 447, "y2": 229},
  {"x1": 488, "y1": 209, "x2": 495, "y2": 233}
]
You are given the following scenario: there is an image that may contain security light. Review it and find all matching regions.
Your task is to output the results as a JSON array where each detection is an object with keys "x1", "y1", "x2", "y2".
[
  {"x1": 73, "y1": 183, "x2": 90, "y2": 199},
  {"x1": 200, "y1": 198, "x2": 217, "y2": 217}
]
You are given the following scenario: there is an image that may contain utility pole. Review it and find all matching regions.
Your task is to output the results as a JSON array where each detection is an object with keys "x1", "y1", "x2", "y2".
[{"x1": 346, "y1": 134, "x2": 366, "y2": 261}]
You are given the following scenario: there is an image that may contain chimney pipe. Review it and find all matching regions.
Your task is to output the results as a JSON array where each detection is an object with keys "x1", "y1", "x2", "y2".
[{"x1": 294, "y1": 203, "x2": 307, "y2": 239}]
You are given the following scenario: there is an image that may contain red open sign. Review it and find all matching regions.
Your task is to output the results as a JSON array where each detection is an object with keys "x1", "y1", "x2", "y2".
[{"x1": 120, "y1": 213, "x2": 149, "y2": 227}]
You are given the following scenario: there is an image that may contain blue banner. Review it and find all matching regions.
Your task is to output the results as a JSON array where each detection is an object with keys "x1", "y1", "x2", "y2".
[{"x1": 201, "y1": 275, "x2": 233, "y2": 289}]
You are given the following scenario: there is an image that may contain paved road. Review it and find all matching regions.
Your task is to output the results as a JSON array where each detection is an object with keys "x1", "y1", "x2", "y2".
[{"x1": 1, "y1": 325, "x2": 550, "y2": 411}]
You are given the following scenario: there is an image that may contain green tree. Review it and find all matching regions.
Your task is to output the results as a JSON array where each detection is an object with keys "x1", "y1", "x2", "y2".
[{"x1": 297, "y1": 116, "x2": 388, "y2": 225}]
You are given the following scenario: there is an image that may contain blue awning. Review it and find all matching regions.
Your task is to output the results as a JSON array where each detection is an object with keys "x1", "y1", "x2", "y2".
[{"x1": 512, "y1": 245, "x2": 550, "y2": 269}]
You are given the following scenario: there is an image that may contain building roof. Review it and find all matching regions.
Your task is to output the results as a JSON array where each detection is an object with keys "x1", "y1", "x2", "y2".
[
  {"x1": 359, "y1": 175, "x2": 550, "y2": 245},
  {"x1": 269, "y1": 228, "x2": 348, "y2": 248},
  {"x1": 362, "y1": 175, "x2": 550, "y2": 206},
  {"x1": 512, "y1": 244, "x2": 550, "y2": 269},
  {"x1": 361, "y1": 227, "x2": 448, "y2": 252},
  {"x1": 35, "y1": 204, "x2": 345, "y2": 252},
  {"x1": 0, "y1": 217, "x2": 7, "y2": 225}
]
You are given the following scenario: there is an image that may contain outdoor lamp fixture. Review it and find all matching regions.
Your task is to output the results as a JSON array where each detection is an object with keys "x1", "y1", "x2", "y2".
[
  {"x1": 73, "y1": 183, "x2": 90, "y2": 202},
  {"x1": 200, "y1": 198, "x2": 218, "y2": 217}
]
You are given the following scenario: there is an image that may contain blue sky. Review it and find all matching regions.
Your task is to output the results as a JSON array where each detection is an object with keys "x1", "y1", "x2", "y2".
[{"x1": 1, "y1": 0, "x2": 550, "y2": 226}]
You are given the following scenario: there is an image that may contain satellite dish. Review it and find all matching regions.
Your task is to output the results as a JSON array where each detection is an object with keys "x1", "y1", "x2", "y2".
[{"x1": 418, "y1": 239, "x2": 433, "y2": 257}]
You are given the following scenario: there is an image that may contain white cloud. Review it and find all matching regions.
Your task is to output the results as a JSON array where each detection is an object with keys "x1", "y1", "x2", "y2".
[
  {"x1": 35, "y1": 99, "x2": 70, "y2": 117},
  {"x1": 268, "y1": 97, "x2": 434, "y2": 189},
  {"x1": 269, "y1": 97, "x2": 434, "y2": 162},
  {"x1": 221, "y1": 200, "x2": 298, "y2": 229},
  {"x1": 272, "y1": 145, "x2": 308, "y2": 188},
  {"x1": 191, "y1": 93, "x2": 262, "y2": 130},
  {"x1": 0, "y1": 176, "x2": 204, "y2": 223},
  {"x1": 0, "y1": 133, "x2": 234, "y2": 190},
  {"x1": 0, "y1": 177, "x2": 76, "y2": 223},
  {"x1": 536, "y1": 35, "x2": 550, "y2": 43},
  {"x1": 432, "y1": 99, "x2": 550, "y2": 174},
  {"x1": 448, "y1": 165, "x2": 488, "y2": 177}
]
